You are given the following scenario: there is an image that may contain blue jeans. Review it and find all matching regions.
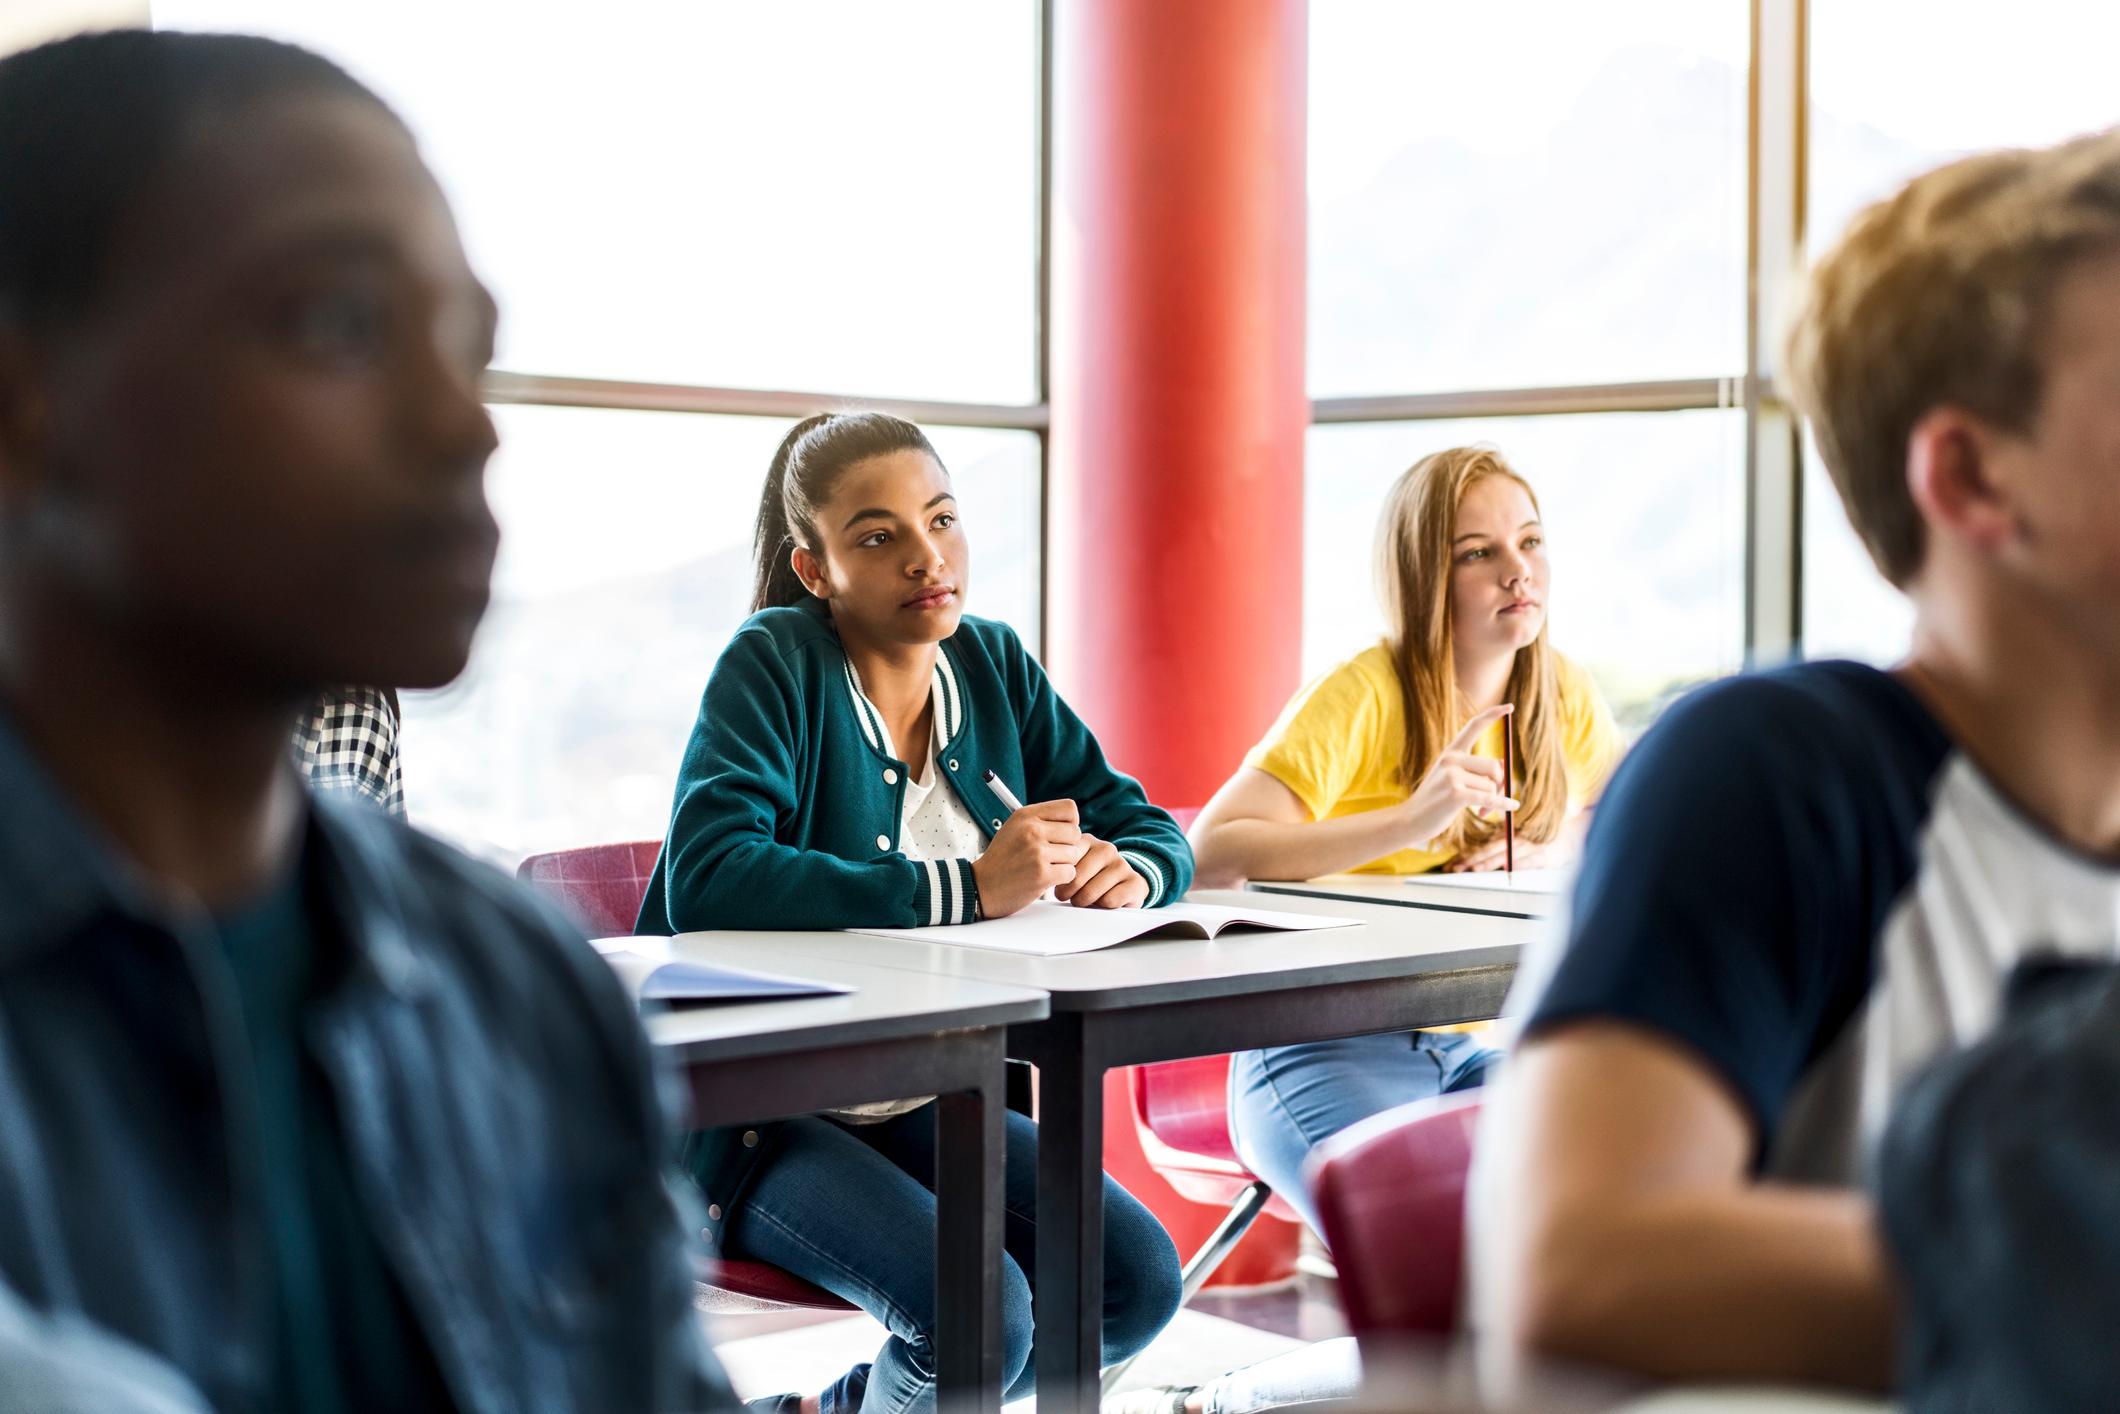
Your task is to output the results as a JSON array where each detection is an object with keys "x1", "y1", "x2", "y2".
[
  {"x1": 1229, "y1": 1031, "x2": 1496, "y2": 1237},
  {"x1": 718, "y1": 1105, "x2": 1181, "y2": 1414}
]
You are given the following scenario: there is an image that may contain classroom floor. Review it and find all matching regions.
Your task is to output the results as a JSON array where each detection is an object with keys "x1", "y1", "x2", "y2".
[{"x1": 711, "y1": 1268, "x2": 1350, "y2": 1407}]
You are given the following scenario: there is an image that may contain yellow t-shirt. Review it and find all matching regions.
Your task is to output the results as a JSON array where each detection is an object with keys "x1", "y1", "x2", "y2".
[{"x1": 1243, "y1": 642, "x2": 1624, "y2": 874}]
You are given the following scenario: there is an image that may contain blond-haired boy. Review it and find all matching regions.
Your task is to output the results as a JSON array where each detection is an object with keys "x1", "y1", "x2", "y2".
[{"x1": 1471, "y1": 130, "x2": 2120, "y2": 1392}]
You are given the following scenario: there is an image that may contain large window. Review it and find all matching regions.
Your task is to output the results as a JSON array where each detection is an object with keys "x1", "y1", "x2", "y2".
[
  {"x1": 152, "y1": 1, "x2": 1044, "y2": 862},
  {"x1": 1309, "y1": 2, "x2": 1747, "y2": 397},
  {"x1": 1308, "y1": 1, "x2": 1750, "y2": 721},
  {"x1": 136, "y1": 2, "x2": 2117, "y2": 851},
  {"x1": 1808, "y1": 0, "x2": 2120, "y2": 256},
  {"x1": 153, "y1": 1, "x2": 1041, "y2": 403},
  {"x1": 1312, "y1": 1, "x2": 2120, "y2": 703},
  {"x1": 1800, "y1": 0, "x2": 2120, "y2": 664}
]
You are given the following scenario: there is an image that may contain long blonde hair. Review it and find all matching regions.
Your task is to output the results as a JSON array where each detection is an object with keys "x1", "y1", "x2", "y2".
[{"x1": 1376, "y1": 446, "x2": 1566, "y2": 854}]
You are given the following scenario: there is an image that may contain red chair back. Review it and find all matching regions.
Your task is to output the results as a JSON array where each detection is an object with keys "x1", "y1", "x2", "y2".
[
  {"x1": 1134, "y1": 1054, "x2": 1243, "y2": 1165},
  {"x1": 1310, "y1": 1092, "x2": 1483, "y2": 1336},
  {"x1": 1128, "y1": 1054, "x2": 1300, "y2": 1221},
  {"x1": 516, "y1": 840, "x2": 664, "y2": 937},
  {"x1": 699, "y1": 1258, "x2": 855, "y2": 1313}
]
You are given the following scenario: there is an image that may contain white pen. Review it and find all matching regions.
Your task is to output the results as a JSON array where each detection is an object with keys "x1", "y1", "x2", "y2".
[{"x1": 982, "y1": 769, "x2": 1025, "y2": 815}]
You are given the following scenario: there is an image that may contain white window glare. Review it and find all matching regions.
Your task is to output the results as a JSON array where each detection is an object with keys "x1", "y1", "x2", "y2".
[{"x1": 151, "y1": 0, "x2": 1041, "y2": 404}]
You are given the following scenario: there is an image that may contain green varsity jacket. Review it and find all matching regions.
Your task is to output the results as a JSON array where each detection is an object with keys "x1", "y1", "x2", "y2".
[{"x1": 636, "y1": 598, "x2": 1192, "y2": 1247}]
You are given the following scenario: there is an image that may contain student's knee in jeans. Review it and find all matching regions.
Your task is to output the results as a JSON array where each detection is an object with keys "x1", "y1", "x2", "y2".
[
  {"x1": 1102, "y1": 1196, "x2": 1184, "y2": 1357},
  {"x1": 1000, "y1": 1257, "x2": 1035, "y2": 1387},
  {"x1": 885, "y1": 1262, "x2": 1032, "y2": 1392}
]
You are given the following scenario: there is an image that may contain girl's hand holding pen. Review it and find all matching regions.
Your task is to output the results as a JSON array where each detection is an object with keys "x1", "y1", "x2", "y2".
[
  {"x1": 973, "y1": 799, "x2": 1089, "y2": 918},
  {"x1": 1398, "y1": 703, "x2": 1520, "y2": 849}
]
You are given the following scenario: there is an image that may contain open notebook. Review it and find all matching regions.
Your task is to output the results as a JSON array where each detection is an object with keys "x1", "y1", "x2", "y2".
[
  {"x1": 846, "y1": 900, "x2": 1358, "y2": 957},
  {"x1": 591, "y1": 936, "x2": 852, "y2": 1004}
]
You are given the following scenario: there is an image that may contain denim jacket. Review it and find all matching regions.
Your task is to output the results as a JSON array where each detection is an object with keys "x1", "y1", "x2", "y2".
[{"x1": 0, "y1": 715, "x2": 732, "y2": 1413}]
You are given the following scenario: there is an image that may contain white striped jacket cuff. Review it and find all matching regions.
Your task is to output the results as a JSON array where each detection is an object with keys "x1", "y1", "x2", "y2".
[
  {"x1": 1118, "y1": 850, "x2": 1168, "y2": 908},
  {"x1": 911, "y1": 857, "x2": 981, "y2": 926}
]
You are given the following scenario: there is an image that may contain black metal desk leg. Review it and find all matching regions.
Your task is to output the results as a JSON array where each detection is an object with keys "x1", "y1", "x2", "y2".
[
  {"x1": 1031, "y1": 1015, "x2": 1104, "y2": 1414},
  {"x1": 935, "y1": 1032, "x2": 1006, "y2": 1413}
]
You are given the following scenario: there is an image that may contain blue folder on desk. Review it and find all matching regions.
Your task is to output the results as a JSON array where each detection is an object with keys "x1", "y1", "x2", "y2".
[{"x1": 592, "y1": 937, "x2": 853, "y2": 1005}]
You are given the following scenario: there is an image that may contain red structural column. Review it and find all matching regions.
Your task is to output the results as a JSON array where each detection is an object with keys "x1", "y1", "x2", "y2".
[{"x1": 1048, "y1": 0, "x2": 1309, "y2": 811}]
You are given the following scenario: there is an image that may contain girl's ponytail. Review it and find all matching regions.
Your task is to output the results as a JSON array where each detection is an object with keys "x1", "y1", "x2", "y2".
[{"x1": 751, "y1": 413, "x2": 835, "y2": 611}]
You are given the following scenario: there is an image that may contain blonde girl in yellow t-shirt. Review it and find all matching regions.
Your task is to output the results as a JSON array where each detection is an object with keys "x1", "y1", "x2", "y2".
[
  {"x1": 1192, "y1": 444, "x2": 1622, "y2": 888},
  {"x1": 1189, "y1": 444, "x2": 1623, "y2": 1241}
]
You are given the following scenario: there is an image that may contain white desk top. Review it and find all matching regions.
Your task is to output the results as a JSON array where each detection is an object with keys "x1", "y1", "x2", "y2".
[
  {"x1": 669, "y1": 889, "x2": 1534, "y2": 1012},
  {"x1": 1252, "y1": 872, "x2": 1564, "y2": 919},
  {"x1": 646, "y1": 936, "x2": 1048, "y2": 1062}
]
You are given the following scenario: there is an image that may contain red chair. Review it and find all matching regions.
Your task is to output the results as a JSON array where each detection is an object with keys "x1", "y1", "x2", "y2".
[
  {"x1": 1100, "y1": 1056, "x2": 1307, "y2": 1392},
  {"x1": 517, "y1": 839, "x2": 662, "y2": 938},
  {"x1": 516, "y1": 841, "x2": 855, "y2": 1316},
  {"x1": 1135, "y1": 1050, "x2": 1304, "y2": 1246},
  {"x1": 1101, "y1": 1057, "x2": 1300, "y2": 1393},
  {"x1": 1308, "y1": 1092, "x2": 1483, "y2": 1340}
]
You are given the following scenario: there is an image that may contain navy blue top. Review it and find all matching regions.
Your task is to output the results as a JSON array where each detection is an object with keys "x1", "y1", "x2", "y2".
[{"x1": 1524, "y1": 662, "x2": 1953, "y2": 1145}]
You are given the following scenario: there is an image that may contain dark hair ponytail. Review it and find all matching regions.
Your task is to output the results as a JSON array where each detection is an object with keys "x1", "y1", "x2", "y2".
[{"x1": 750, "y1": 411, "x2": 943, "y2": 611}]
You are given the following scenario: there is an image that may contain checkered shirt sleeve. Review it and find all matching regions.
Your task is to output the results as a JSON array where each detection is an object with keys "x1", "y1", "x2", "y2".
[{"x1": 291, "y1": 686, "x2": 406, "y2": 817}]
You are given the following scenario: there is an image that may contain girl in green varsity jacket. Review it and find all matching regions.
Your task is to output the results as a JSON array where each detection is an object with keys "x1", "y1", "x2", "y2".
[{"x1": 639, "y1": 412, "x2": 1186, "y2": 1414}]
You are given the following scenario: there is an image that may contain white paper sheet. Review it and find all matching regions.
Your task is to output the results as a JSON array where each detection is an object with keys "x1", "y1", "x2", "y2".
[
  {"x1": 846, "y1": 900, "x2": 1358, "y2": 956},
  {"x1": 1405, "y1": 867, "x2": 1571, "y2": 894}
]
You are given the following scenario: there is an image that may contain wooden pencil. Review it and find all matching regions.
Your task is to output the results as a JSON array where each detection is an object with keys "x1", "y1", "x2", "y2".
[{"x1": 1503, "y1": 707, "x2": 1515, "y2": 879}]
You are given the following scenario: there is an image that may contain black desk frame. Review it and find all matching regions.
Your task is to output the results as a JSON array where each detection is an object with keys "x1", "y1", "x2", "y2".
[
  {"x1": 1010, "y1": 962, "x2": 1516, "y2": 1414},
  {"x1": 680, "y1": 1026, "x2": 1011, "y2": 1412}
]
